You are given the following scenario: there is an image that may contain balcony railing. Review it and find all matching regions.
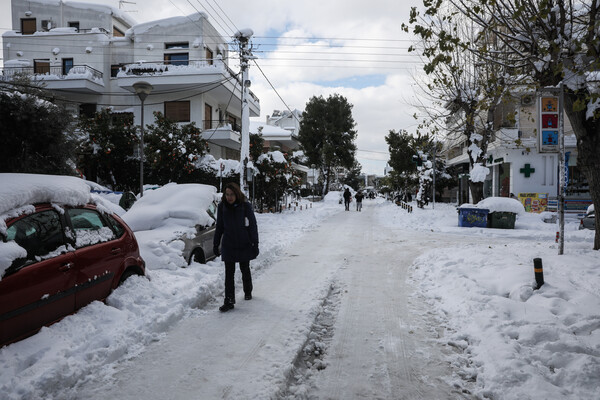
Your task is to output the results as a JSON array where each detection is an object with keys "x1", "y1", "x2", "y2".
[
  {"x1": 1, "y1": 65, "x2": 103, "y2": 82},
  {"x1": 119, "y1": 60, "x2": 260, "y2": 104},
  {"x1": 119, "y1": 59, "x2": 225, "y2": 76},
  {"x1": 202, "y1": 120, "x2": 241, "y2": 132}
]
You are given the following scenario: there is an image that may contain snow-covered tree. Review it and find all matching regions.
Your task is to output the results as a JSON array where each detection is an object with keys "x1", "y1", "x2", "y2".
[
  {"x1": 409, "y1": 0, "x2": 600, "y2": 249},
  {"x1": 0, "y1": 79, "x2": 75, "y2": 175},
  {"x1": 404, "y1": 3, "x2": 513, "y2": 203},
  {"x1": 298, "y1": 94, "x2": 358, "y2": 195},
  {"x1": 77, "y1": 109, "x2": 139, "y2": 190},
  {"x1": 144, "y1": 111, "x2": 210, "y2": 185}
]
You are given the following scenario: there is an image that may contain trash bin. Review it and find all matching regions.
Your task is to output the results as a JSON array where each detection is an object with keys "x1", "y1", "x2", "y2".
[
  {"x1": 458, "y1": 207, "x2": 489, "y2": 228},
  {"x1": 487, "y1": 212, "x2": 516, "y2": 229}
]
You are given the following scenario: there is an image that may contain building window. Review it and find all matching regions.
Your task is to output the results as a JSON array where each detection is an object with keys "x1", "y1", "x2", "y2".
[
  {"x1": 113, "y1": 26, "x2": 124, "y2": 37},
  {"x1": 204, "y1": 104, "x2": 213, "y2": 129},
  {"x1": 164, "y1": 53, "x2": 189, "y2": 66},
  {"x1": 62, "y1": 58, "x2": 74, "y2": 75},
  {"x1": 68, "y1": 21, "x2": 80, "y2": 32},
  {"x1": 165, "y1": 42, "x2": 189, "y2": 49},
  {"x1": 165, "y1": 101, "x2": 190, "y2": 122},
  {"x1": 80, "y1": 103, "x2": 97, "y2": 118},
  {"x1": 34, "y1": 60, "x2": 50, "y2": 74},
  {"x1": 21, "y1": 18, "x2": 36, "y2": 35},
  {"x1": 205, "y1": 48, "x2": 213, "y2": 65}
]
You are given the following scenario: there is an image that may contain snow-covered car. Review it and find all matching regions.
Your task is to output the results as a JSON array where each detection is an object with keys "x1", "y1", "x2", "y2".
[
  {"x1": 0, "y1": 174, "x2": 146, "y2": 347},
  {"x1": 122, "y1": 183, "x2": 219, "y2": 267},
  {"x1": 84, "y1": 180, "x2": 137, "y2": 212},
  {"x1": 579, "y1": 205, "x2": 595, "y2": 230}
]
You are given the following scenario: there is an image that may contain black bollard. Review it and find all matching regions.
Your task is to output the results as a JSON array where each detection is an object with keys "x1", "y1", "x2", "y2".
[{"x1": 533, "y1": 258, "x2": 544, "y2": 289}]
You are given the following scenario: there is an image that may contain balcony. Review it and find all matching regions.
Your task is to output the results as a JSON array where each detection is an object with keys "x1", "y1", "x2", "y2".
[
  {"x1": 201, "y1": 120, "x2": 241, "y2": 149},
  {"x1": 117, "y1": 60, "x2": 260, "y2": 117},
  {"x1": 0, "y1": 65, "x2": 104, "y2": 93}
]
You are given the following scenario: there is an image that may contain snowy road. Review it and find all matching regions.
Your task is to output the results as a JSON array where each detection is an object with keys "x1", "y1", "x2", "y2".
[{"x1": 75, "y1": 202, "x2": 470, "y2": 399}]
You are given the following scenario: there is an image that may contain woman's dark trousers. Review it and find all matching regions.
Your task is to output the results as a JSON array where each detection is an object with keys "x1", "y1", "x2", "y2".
[{"x1": 224, "y1": 261, "x2": 252, "y2": 303}]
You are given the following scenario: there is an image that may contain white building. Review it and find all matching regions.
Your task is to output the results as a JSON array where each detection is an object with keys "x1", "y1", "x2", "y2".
[
  {"x1": 444, "y1": 92, "x2": 591, "y2": 214},
  {"x1": 265, "y1": 109, "x2": 302, "y2": 136},
  {"x1": 2, "y1": 0, "x2": 260, "y2": 161}
]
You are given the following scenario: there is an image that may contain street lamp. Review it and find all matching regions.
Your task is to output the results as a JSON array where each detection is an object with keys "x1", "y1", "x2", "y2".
[{"x1": 133, "y1": 81, "x2": 153, "y2": 197}]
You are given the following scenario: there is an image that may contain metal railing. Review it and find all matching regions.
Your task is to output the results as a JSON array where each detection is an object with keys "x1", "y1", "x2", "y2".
[
  {"x1": 121, "y1": 59, "x2": 221, "y2": 76},
  {"x1": 202, "y1": 120, "x2": 241, "y2": 132},
  {"x1": 121, "y1": 60, "x2": 260, "y2": 104},
  {"x1": 0, "y1": 65, "x2": 103, "y2": 81}
]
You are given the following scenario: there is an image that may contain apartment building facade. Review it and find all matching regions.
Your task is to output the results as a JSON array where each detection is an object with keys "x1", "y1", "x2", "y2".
[{"x1": 2, "y1": 0, "x2": 260, "y2": 160}]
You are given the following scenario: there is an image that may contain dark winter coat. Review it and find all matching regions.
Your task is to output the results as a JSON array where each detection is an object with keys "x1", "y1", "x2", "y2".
[
  {"x1": 355, "y1": 192, "x2": 364, "y2": 203},
  {"x1": 343, "y1": 189, "x2": 352, "y2": 201},
  {"x1": 213, "y1": 200, "x2": 259, "y2": 263}
]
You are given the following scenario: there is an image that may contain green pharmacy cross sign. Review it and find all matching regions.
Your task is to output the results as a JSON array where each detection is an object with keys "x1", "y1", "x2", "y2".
[{"x1": 520, "y1": 163, "x2": 535, "y2": 177}]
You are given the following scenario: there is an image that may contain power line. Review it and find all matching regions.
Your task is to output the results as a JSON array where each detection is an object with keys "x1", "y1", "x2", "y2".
[
  {"x1": 252, "y1": 59, "x2": 300, "y2": 124},
  {"x1": 209, "y1": 0, "x2": 239, "y2": 34},
  {"x1": 196, "y1": 0, "x2": 235, "y2": 37}
]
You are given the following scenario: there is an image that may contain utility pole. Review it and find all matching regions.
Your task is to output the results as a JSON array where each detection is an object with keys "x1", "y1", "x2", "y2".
[
  {"x1": 234, "y1": 29, "x2": 255, "y2": 196},
  {"x1": 558, "y1": 83, "x2": 566, "y2": 255},
  {"x1": 432, "y1": 142, "x2": 436, "y2": 210}
]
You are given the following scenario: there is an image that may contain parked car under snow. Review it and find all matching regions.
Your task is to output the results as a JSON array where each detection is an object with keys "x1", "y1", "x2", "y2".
[
  {"x1": 579, "y1": 205, "x2": 596, "y2": 230},
  {"x1": 0, "y1": 173, "x2": 146, "y2": 346},
  {"x1": 122, "y1": 183, "x2": 220, "y2": 268}
]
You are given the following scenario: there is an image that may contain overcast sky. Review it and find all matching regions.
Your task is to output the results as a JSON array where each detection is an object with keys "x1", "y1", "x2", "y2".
[{"x1": 1, "y1": 0, "x2": 427, "y2": 176}]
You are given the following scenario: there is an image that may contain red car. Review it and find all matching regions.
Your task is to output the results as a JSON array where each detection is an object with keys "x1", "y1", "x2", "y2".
[{"x1": 0, "y1": 203, "x2": 145, "y2": 347}]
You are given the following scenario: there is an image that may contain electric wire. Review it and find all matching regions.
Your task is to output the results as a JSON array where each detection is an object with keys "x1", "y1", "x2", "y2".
[{"x1": 252, "y1": 59, "x2": 299, "y2": 124}]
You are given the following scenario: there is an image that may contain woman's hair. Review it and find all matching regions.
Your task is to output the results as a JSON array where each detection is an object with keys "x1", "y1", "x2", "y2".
[{"x1": 222, "y1": 182, "x2": 246, "y2": 204}]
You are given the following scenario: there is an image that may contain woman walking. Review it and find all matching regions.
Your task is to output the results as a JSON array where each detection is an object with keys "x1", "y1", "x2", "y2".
[{"x1": 213, "y1": 182, "x2": 259, "y2": 312}]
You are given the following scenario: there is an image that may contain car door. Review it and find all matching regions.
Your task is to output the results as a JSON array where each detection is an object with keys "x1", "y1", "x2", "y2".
[
  {"x1": 203, "y1": 201, "x2": 218, "y2": 259},
  {"x1": 66, "y1": 207, "x2": 121, "y2": 310},
  {"x1": 0, "y1": 208, "x2": 75, "y2": 345}
]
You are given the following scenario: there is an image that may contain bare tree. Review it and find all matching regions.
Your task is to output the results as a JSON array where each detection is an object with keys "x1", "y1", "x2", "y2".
[
  {"x1": 408, "y1": 0, "x2": 600, "y2": 249},
  {"x1": 405, "y1": 7, "x2": 511, "y2": 203}
]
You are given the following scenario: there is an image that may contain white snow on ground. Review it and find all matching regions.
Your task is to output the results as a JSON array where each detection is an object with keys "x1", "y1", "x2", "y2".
[
  {"x1": 0, "y1": 191, "x2": 598, "y2": 399},
  {"x1": 376, "y1": 202, "x2": 599, "y2": 399}
]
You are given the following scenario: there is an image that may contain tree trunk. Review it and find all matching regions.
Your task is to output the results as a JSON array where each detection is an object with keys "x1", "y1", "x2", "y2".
[
  {"x1": 323, "y1": 164, "x2": 331, "y2": 196},
  {"x1": 469, "y1": 180, "x2": 484, "y2": 204},
  {"x1": 564, "y1": 94, "x2": 600, "y2": 250}
]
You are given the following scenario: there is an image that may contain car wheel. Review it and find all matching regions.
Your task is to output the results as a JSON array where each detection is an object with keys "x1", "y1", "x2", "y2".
[
  {"x1": 118, "y1": 269, "x2": 138, "y2": 286},
  {"x1": 190, "y1": 248, "x2": 206, "y2": 265}
]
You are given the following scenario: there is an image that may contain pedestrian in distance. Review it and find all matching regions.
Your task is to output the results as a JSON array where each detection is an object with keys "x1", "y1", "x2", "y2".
[
  {"x1": 355, "y1": 190, "x2": 364, "y2": 211},
  {"x1": 213, "y1": 182, "x2": 259, "y2": 312},
  {"x1": 343, "y1": 187, "x2": 352, "y2": 211}
]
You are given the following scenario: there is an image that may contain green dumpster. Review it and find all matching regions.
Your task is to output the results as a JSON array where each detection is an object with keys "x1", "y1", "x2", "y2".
[{"x1": 487, "y1": 212, "x2": 516, "y2": 229}]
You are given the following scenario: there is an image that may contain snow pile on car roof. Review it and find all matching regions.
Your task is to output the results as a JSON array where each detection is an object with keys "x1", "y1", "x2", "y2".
[
  {"x1": 0, "y1": 173, "x2": 91, "y2": 215},
  {"x1": 122, "y1": 183, "x2": 217, "y2": 232}
]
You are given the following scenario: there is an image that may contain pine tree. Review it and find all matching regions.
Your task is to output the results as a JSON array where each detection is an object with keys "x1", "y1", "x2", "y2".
[{"x1": 298, "y1": 94, "x2": 358, "y2": 194}]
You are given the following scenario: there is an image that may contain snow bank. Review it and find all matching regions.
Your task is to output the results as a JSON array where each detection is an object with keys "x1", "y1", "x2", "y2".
[{"x1": 411, "y1": 241, "x2": 600, "y2": 399}]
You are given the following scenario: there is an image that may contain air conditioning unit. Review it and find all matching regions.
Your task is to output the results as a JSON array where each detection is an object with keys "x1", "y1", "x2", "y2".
[
  {"x1": 41, "y1": 20, "x2": 52, "y2": 31},
  {"x1": 521, "y1": 95, "x2": 534, "y2": 106}
]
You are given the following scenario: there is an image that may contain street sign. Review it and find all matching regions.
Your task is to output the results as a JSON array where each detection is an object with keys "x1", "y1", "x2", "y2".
[{"x1": 539, "y1": 96, "x2": 559, "y2": 152}]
